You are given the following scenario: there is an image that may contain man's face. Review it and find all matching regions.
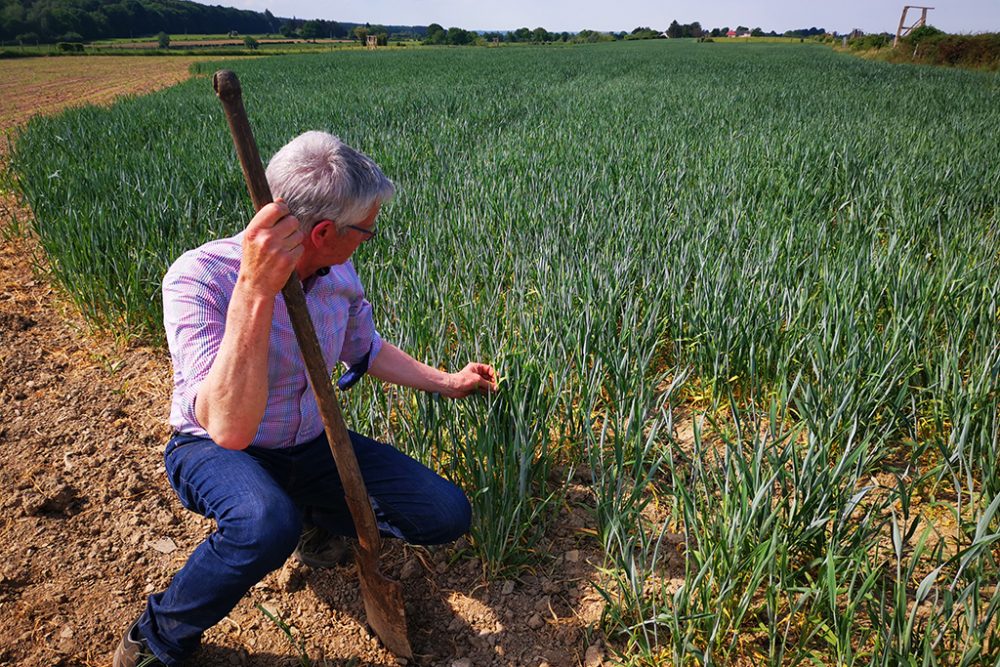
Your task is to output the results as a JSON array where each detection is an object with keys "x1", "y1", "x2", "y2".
[{"x1": 322, "y1": 202, "x2": 380, "y2": 266}]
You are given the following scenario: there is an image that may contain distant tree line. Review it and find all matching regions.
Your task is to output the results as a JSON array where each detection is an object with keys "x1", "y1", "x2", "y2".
[
  {"x1": 418, "y1": 20, "x2": 830, "y2": 46},
  {"x1": 281, "y1": 18, "x2": 425, "y2": 43},
  {"x1": 0, "y1": 0, "x2": 429, "y2": 44},
  {"x1": 423, "y1": 24, "x2": 576, "y2": 45},
  {"x1": 666, "y1": 21, "x2": 702, "y2": 38},
  {"x1": 1, "y1": 1, "x2": 835, "y2": 48},
  {"x1": 782, "y1": 26, "x2": 827, "y2": 38},
  {"x1": 422, "y1": 24, "x2": 662, "y2": 46},
  {"x1": 1, "y1": 0, "x2": 275, "y2": 43}
]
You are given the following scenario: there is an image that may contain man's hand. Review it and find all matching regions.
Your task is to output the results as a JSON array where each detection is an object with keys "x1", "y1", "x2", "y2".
[
  {"x1": 367, "y1": 344, "x2": 498, "y2": 399},
  {"x1": 443, "y1": 362, "x2": 498, "y2": 399},
  {"x1": 239, "y1": 198, "x2": 303, "y2": 299}
]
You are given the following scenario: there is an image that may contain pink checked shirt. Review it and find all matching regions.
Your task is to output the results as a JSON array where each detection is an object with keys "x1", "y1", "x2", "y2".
[{"x1": 163, "y1": 231, "x2": 383, "y2": 449}]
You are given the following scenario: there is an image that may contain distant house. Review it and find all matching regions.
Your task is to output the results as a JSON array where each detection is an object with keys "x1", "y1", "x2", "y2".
[{"x1": 726, "y1": 29, "x2": 737, "y2": 38}]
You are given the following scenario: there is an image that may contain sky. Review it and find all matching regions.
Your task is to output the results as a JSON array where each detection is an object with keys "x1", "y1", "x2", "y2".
[{"x1": 195, "y1": 0, "x2": 1000, "y2": 34}]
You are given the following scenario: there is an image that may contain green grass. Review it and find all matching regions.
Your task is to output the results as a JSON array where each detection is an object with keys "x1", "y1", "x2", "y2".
[
  {"x1": 11, "y1": 40, "x2": 1000, "y2": 663},
  {"x1": 256, "y1": 602, "x2": 312, "y2": 666}
]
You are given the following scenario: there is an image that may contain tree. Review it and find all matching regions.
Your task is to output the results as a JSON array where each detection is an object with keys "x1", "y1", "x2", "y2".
[
  {"x1": 157, "y1": 30, "x2": 169, "y2": 48},
  {"x1": 710, "y1": 27, "x2": 721, "y2": 37},
  {"x1": 531, "y1": 27, "x2": 550, "y2": 42},
  {"x1": 573, "y1": 29, "x2": 615, "y2": 43},
  {"x1": 785, "y1": 26, "x2": 826, "y2": 38},
  {"x1": 446, "y1": 26, "x2": 472, "y2": 45},
  {"x1": 352, "y1": 26, "x2": 369, "y2": 42},
  {"x1": 627, "y1": 26, "x2": 659, "y2": 40},
  {"x1": 424, "y1": 23, "x2": 446, "y2": 44},
  {"x1": 751, "y1": 27, "x2": 764, "y2": 37},
  {"x1": 243, "y1": 35, "x2": 259, "y2": 49},
  {"x1": 300, "y1": 20, "x2": 322, "y2": 40},
  {"x1": 667, "y1": 20, "x2": 682, "y2": 39},
  {"x1": 370, "y1": 25, "x2": 389, "y2": 45},
  {"x1": 906, "y1": 24, "x2": 944, "y2": 46},
  {"x1": 1, "y1": 3, "x2": 27, "y2": 39},
  {"x1": 689, "y1": 22, "x2": 703, "y2": 38}
]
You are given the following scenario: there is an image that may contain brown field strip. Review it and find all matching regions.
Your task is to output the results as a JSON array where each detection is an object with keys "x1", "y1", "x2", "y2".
[{"x1": 0, "y1": 55, "x2": 211, "y2": 132}]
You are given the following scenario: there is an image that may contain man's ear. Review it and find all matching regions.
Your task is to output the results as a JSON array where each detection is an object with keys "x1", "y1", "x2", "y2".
[{"x1": 310, "y1": 219, "x2": 336, "y2": 246}]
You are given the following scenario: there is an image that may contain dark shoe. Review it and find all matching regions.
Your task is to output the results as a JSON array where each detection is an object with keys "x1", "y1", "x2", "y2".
[
  {"x1": 113, "y1": 618, "x2": 164, "y2": 667},
  {"x1": 292, "y1": 523, "x2": 352, "y2": 568}
]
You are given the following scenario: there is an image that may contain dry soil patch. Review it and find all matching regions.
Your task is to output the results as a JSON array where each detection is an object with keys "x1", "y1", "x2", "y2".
[{"x1": 0, "y1": 56, "x2": 208, "y2": 131}]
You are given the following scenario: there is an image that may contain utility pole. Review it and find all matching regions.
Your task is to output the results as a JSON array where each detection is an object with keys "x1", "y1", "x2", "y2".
[{"x1": 894, "y1": 5, "x2": 933, "y2": 48}]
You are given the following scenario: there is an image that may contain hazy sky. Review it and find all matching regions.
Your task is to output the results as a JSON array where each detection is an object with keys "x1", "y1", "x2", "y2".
[{"x1": 197, "y1": 0, "x2": 1000, "y2": 34}]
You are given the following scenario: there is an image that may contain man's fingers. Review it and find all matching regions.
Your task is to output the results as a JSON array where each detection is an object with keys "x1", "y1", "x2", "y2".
[
  {"x1": 467, "y1": 362, "x2": 496, "y2": 380},
  {"x1": 468, "y1": 364, "x2": 497, "y2": 393},
  {"x1": 273, "y1": 217, "x2": 304, "y2": 246},
  {"x1": 247, "y1": 200, "x2": 292, "y2": 231},
  {"x1": 445, "y1": 363, "x2": 498, "y2": 400},
  {"x1": 249, "y1": 213, "x2": 302, "y2": 256},
  {"x1": 479, "y1": 367, "x2": 498, "y2": 388}
]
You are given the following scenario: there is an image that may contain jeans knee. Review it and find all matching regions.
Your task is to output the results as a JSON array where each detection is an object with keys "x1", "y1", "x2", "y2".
[
  {"x1": 442, "y1": 489, "x2": 472, "y2": 543},
  {"x1": 221, "y1": 496, "x2": 301, "y2": 572},
  {"x1": 417, "y1": 484, "x2": 471, "y2": 545}
]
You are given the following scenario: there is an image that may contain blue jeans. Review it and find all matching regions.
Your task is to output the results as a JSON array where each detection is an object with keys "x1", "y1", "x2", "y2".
[{"x1": 138, "y1": 430, "x2": 470, "y2": 665}]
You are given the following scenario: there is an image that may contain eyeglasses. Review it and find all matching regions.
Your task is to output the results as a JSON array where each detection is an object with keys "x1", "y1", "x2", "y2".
[
  {"x1": 317, "y1": 219, "x2": 377, "y2": 241},
  {"x1": 345, "y1": 224, "x2": 376, "y2": 240}
]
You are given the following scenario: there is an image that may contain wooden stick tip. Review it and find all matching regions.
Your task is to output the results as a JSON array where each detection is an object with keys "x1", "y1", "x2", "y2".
[{"x1": 213, "y1": 70, "x2": 242, "y2": 102}]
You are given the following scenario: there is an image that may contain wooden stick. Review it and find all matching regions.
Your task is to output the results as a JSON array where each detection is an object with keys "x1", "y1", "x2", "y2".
[{"x1": 212, "y1": 69, "x2": 412, "y2": 659}]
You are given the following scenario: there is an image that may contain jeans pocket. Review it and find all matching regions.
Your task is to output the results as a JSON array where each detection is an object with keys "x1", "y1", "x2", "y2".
[{"x1": 164, "y1": 432, "x2": 203, "y2": 459}]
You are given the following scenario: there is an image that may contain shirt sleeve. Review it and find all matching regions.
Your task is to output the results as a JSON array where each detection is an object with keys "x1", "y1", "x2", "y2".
[
  {"x1": 163, "y1": 259, "x2": 230, "y2": 430},
  {"x1": 339, "y1": 266, "x2": 383, "y2": 369}
]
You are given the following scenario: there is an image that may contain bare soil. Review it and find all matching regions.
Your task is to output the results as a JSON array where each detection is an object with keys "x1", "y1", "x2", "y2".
[
  {"x1": 0, "y1": 57, "x2": 610, "y2": 666},
  {"x1": 0, "y1": 56, "x2": 212, "y2": 130}
]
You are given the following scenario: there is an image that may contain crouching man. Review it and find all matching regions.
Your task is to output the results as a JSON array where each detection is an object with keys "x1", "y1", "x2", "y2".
[{"x1": 114, "y1": 131, "x2": 497, "y2": 666}]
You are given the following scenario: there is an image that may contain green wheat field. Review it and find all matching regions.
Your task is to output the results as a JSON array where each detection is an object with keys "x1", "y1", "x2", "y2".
[{"x1": 12, "y1": 40, "x2": 1000, "y2": 664}]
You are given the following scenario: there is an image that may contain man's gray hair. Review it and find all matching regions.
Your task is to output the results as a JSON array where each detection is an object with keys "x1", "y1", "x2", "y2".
[{"x1": 265, "y1": 131, "x2": 395, "y2": 232}]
